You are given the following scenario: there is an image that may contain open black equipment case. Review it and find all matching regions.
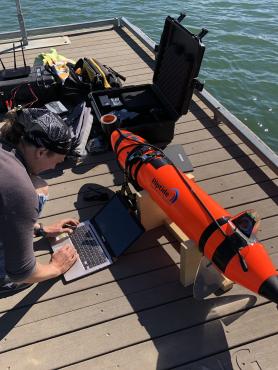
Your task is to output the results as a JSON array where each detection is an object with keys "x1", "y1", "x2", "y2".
[{"x1": 90, "y1": 14, "x2": 207, "y2": 144}]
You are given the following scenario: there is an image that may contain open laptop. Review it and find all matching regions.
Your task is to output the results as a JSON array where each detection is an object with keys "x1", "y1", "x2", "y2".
[{"x1": 51, "y1": 193, "x2": 145, "y2": 282}]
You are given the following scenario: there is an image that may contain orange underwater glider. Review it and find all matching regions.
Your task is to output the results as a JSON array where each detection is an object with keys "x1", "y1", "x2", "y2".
[{"x1": 111, "y1": 129, "x2": 278, "y2": 304}]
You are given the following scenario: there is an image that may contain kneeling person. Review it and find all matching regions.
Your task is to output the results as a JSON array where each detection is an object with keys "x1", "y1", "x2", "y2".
[{"x1": 0, "y1": 108, "x2": 79, "y2": 292}]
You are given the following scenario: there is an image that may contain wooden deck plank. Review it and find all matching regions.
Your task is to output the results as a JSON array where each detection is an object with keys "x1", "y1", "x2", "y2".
[
  {"x1": 0, "y1": 240, "x2": 180, "y2": 312},
  {"x1": 229, "y1": 197, "x2": 278, "y2": 222},
  {"x1": 173, "y1": 125, "x2": 236, "y2": 145},
  {"x1": 189, "y1": 145, "x2": 263, "y2": 168},
  {"x1": 41, "y1": 182, "x2": 277, "y2": 243},
  {"x1": 2, "y1": 32, "x2": 155, "y2": 74},
  {"x1": 2, "y1": 39, "x2": 138, "y2": 63},
  {"x1": 182, "y1": 133, "x2": 244, "y2": 155},
  {"x1": 2, "y1": 238, "x2": 276, "y2": 316},
  {"x1": 258, "y1": 215, "x2": 278, "y2": 240},
  {"x1": 193, "y1": 153, "x2": 266, "y2": 180},
  {"x1": 176, "y1": 110, "x2": 214, "y2": 126},
  {"x1": 40, "y1": 133, "x2": 250, "y2": 185},
  {"x1": 198, "y1": 165, "x2": 277, "y2": 194},
  {"x1": 64, "y1": 333, "x2": 278, "y2": 370},
  {"x1": 0, "y1": 273, "x2": 272, "y2": 354},
  {"x1": 43, "y1": 162, "x2": 276, "y2": 203},
  {"x1": 0, "y1": 283, "x2": 269, "y2": 356},
  {"x1": 1, "y1": 300, "x2": 277, "y2": 369},
  {"x1": 176, "y1": 334, "x2": 278, "y2": 370},
  {"x1": 175, "y1": 116, "x2": 232, "y2": 134},
  {"x1": 0, "y1": 280, "x2": 190, "y2": 353},
  {"x1": 213, "y1": 180, "x2": 278, "y2": 208},
  {"x1": 0, "y1": 263, "x2": 181, "y2": 317},
  {"x1": 2, "y1": 247, "x2": 277, "y2": 316},
  {"x1": 40, "y1": 216, "x2": 278, "y2": 257},
  {"x1": 1, "y1": 29, "x2": 152, "y2": 56},
  {"x1": 0, "y1": 247, "x2": 277, "y2": 328},
  {"x1": 2, "y1": 48, "x2": 153, "y2": 72},
  {"x1": 40, "y1": 178, "x2": 278, "y2": 219},
  {"x1": 41, "y1": 134, "x2": 260, "y2": 181},
  {"x1": 41, "y1": 138, "x2": 258, "y2": 190},
  {"x1": 41, "y1": 145, "x2": 263, "y2": 188}
]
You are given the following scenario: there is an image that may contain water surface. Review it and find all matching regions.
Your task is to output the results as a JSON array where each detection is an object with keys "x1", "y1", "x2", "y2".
[{"x1": 1, "y1": 1, "x2": 277, "y2": 152}]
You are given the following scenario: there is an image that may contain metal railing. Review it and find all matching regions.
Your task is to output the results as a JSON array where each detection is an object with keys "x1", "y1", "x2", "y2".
[{"x1": 15, "y1": 0, "x2": 28, "y2": 45}]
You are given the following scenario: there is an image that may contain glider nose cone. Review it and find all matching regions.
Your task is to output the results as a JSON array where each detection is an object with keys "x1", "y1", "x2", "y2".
[{"x1": 259, "y1": 275, "x2": 278, "y2": 304}]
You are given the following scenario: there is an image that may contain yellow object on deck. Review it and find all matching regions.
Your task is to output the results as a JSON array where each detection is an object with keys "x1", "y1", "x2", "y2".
[
  {"x1": 85, "y1": 58, "x2": 111, "y2": 88},
  {"x1": 38, "y1": 48, "x2": 75, "y2": 66},
  {"x1": 36, "y1": 48, "x2": 75, "y2": 82}
]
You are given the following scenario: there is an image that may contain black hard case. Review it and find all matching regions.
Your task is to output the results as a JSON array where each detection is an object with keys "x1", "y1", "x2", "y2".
[
  {"x1": 0, "y1": 66, "x2": 58, "y2": 113},
  {"x1": 89, "y1": 16, "x2": 206, "y2": 144}
]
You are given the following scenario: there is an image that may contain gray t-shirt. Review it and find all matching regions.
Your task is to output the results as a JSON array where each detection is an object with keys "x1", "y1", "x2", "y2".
[{"x1": 0, "y1": 141, "x2": 38, "y2": 283}]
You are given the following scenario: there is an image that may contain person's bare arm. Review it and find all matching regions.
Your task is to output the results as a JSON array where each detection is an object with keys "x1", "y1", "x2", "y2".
[
  {"x1": 34, "y1": 218, "x2": 79, "y2": 238},
  {"x1": 21, "y1": 245, "x2": 78, "y2": 283}
]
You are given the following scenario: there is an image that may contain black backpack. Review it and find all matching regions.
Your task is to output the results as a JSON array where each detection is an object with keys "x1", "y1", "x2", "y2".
[{"x1": 61, "y1": 58, "x2": 126, "y2": 104}]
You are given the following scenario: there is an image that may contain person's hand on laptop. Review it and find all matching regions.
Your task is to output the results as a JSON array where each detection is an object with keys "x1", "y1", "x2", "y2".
[
  {"x1": 43, "y1": 218, "x2": 80, "y2": 238},
  {"x1": 50, "y1": 244, "x2": 78, "y2": 275}
]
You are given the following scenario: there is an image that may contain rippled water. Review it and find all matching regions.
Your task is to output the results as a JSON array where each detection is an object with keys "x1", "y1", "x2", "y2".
[{"x1": 1, "y1": 1, "x2": 277, "y2": 152}]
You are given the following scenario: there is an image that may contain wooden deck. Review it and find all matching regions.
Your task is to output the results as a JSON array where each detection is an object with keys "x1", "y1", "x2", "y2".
[{"x1": 0, "y1": 24, "x2": 278, "y2": 370}]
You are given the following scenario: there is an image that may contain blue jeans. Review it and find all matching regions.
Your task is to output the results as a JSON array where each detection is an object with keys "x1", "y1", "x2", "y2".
[{"x1": 37, "y1": 193, "x2": 48, "y2": 216}]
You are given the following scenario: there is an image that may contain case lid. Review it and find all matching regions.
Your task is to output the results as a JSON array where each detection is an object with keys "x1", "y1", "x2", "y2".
[{"x1": 153, "y1": 16, "x2": 206, "y2": 116}]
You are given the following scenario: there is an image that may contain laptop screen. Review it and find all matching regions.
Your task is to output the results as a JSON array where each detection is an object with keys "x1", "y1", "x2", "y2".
[{"x1": 92, "y1": 194, "x2": 144, "y2": 257}]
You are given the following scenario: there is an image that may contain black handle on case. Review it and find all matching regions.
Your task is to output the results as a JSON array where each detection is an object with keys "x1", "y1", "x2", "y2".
[
  {"x1": 176, "y1": 12, "x2": 186, "y2": 23},
  {"x1": 197, "y1": 28, "x2": 208, "y2": 40},
  {"x1": 193, "y1": 79, "x2": 204, "y2": 92}
]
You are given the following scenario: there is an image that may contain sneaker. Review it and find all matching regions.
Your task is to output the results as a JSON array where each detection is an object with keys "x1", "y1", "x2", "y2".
[{"x1": 0, "y1": 282, "x2": 32, "y2": 295}]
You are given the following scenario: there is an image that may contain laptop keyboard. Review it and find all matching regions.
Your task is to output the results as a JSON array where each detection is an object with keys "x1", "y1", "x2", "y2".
[{"x1": 70, "y1": 225, "x2": 109, "y2": 269}]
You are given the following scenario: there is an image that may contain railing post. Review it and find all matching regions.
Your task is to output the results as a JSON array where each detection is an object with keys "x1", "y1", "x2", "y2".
[{"x1": 15, "y1": 0, "x2": 28, "y2": 46}]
